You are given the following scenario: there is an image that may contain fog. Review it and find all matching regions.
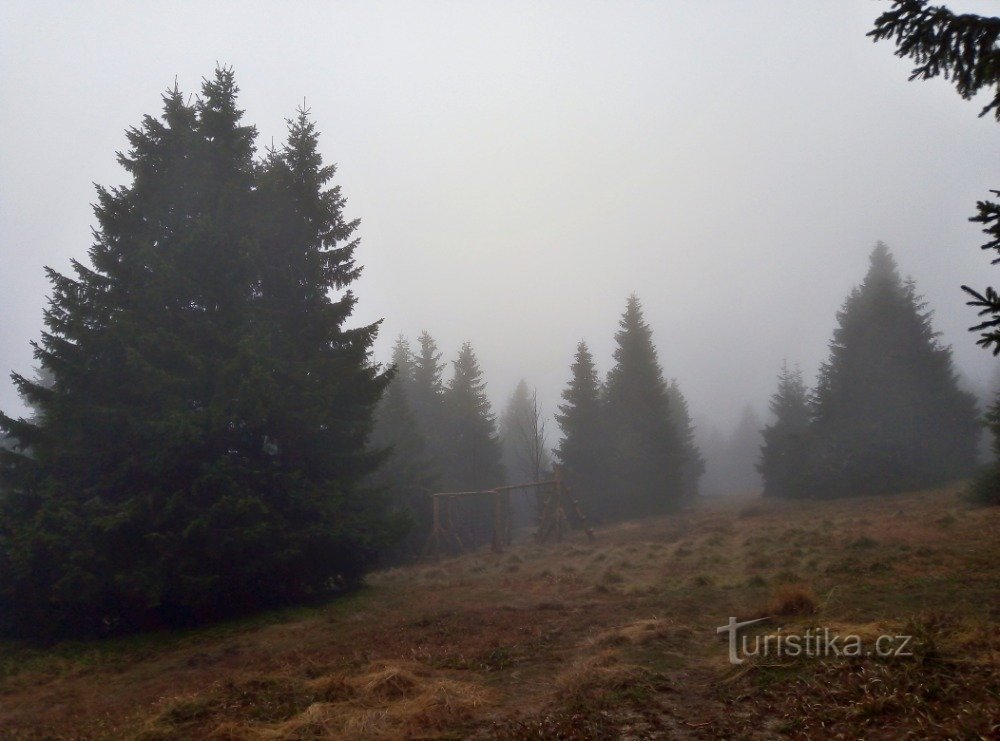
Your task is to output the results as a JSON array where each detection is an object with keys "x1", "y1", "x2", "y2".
[{"x1": 2, "y1": 0, "x2": 997, "y2": 444}]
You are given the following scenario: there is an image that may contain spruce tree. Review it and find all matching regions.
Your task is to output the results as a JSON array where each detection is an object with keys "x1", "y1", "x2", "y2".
[
  {"x1": 441, "y1": 343, "x2": 504, "y2": 542},
  {"x1": 810, "y1": 243, "x2": 979, "y2": 497},
  {"x1": 442, "y1": 343, "x2": 504, "y2": 490},
  {"x1": 869, "y1": 2, "x2": 1000, "y2": 352},
  {"x1": 555, "y1": 341, "x2": 608, "y2": 519},
  {"x1": 664, "y1": 379, "x2": 704, "y2": 499},
  {"x1": 0, "y1": 69, "x2": 399, "y2": 639},
  {"x1": 409, "y1": 331, "x2": 448, "y2": 468},
  {"x1": 385, "y1": 335, "x2": 417, "y2": 400},
  {"x1": 870, "y1": 3, "x2": 1000, "y2": 503},
  {"x1": 604, "y1": 295, "x2": 683, "y2": 517},
  {"x1": 370, "y1": 337, "x2": 438, "y2": 557},
  {"x1": 718, "y1": 405, "x2": 764, "y2": 495},
  {"x1": 758, "y1": 363, "x2": 812, "y2": 499}
]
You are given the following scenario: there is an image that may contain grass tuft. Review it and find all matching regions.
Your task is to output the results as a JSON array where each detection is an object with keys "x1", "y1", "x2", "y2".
[{"x1": 765, "y1": 583, "x2": 819, "y2": 617}]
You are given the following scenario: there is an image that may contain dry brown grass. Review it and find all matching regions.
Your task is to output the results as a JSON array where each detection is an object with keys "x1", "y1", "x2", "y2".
[
  {"x1": 0, "y1": 482, "x2": 997, "y2": 738},
  {"x1": 765, "y1": 583, "x2": 820, "y2": 617},
  {"x1": 141, "y1": 659, "x2": 495, "y2": 740}
]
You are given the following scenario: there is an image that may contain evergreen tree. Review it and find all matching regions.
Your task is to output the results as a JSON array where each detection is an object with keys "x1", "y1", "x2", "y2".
[
  {"x1": 370, "y1": 337, "x2": 438, "y2": 558},
  {"x1": 409, "y1": 331, "x2": 448, "y2": 467},
  {"x1": 555, "y1": 341, "x2": 608, "y2": 519},
  {"x1": 810, "y1": 243, "x2": 979, "y2": 497},
  {"x1": 604, "y1": 295, "x2": 683, "y2": 517},
  {"x1": 697, "y1": 406, "x2": 763, "y2": 496},
  {"x1": 664, "y1": 379, "x2": 704, "y2": 499},
  {"x1": 869, "y1": 2, "x2": 1000, "y2": 352},
  {"x1": 758, "y1": 362, "x2": 812, "y2": 499},
  {"x1": 870, "y1": 3, "x2": 1000, "y2": 504},
  {"x1": 387, "y1": 335, "x2": 417, "y2": 398},
  {"x1": 967, "y1": 395, "x2": 1000, "y2": 505},
  {"x1": 697, "y1": 426, "x2": 727, "y2": 496},
  {"x1": 441, "y1": 343, "x2": 504, "y2": 543},
  {"x1": 442, "y1": 343, "x2": 504, "y2": 491},
  {"x1": 0, "y1": 69, "x2": 399, "y2": 639}
]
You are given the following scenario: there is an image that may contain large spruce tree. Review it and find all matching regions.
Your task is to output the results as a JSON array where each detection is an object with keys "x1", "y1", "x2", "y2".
[
  {"x1": 870, "y1": 2, "x2": 1000, "y2": 352},
  {"x1": 370, "y1": 337, "x2": 438, "y2": 558},
  {"x1": 758, "y1": 362, "x2": 812, "y2": 499},
  {"x1": 604, "y1": 295, "x2": 683, "y2": 517},
  {"x1": 810, "y1": 243, "x2": 979, "y2": 497},
  {"x1": 409, "y1": 331, "x2": 448, "y2": 468},
  {"x1": 869, "y1": 2, "x2": 1000, "y2": 504},
  {"x1": 441, "y1": 343, "x2": 504, "y2": 543},
  {"x1": 441, "y1": 343, "x2": 504, "y2": 491},
  {"x1": 555, "y1": 341, "x2": 608, "y2": 520},
  {"x1": 664, "y1": 379, "x2": 704, "y2": 499},
  {"x1": 0, "y1": 70, "x2": 398, "y2": 639}
]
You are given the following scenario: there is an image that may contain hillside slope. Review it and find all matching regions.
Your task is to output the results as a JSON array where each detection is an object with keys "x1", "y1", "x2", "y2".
[{"x1": 1, "y1": 485, "x2": 997, "y2": 738}]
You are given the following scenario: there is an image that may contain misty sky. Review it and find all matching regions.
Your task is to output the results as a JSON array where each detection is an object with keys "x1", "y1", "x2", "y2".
[{"x1": 2, "y1": 1, "x2": 998, "y2": 440}]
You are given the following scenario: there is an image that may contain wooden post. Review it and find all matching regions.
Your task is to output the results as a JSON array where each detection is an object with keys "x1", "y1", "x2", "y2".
[
  {"x1": 537, "y1": 480, "x2": 558, "y2": 543},
  {"x1": 503, "y1": 489, "x2": 512, "y2": 546},
  {"x1": 562, "y1": 483, "x2": 597, "y2": 542},
  {"x1": 426, "y1": 473, "x2": 595, "y2": 558},
  {"x1": 424, "y1": 495, "x2": 443, "y2": 558},
  {"x1": 446, "y1": 498, "x2": 465, "y2": 553},
  {"x1": 491, "y1": 490, "x2": 504, "y2": 553}
]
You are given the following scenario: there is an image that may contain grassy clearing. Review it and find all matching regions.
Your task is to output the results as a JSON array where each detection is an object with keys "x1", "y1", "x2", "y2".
[{"x1": 0, "y1": 483, "x2": 997, "y2": 738}]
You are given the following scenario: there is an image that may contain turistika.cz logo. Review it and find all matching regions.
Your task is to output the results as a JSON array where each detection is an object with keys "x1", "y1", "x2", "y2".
[{"x1": 716, "y1": 617, "x2": 914, "y2": 665}]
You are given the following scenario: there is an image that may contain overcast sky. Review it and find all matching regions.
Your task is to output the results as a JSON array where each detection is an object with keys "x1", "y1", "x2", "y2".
[{"x1": 1, "y1": 1, "x2": 998, "y2": 438}]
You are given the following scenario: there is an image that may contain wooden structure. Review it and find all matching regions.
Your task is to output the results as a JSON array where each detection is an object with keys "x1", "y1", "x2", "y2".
[{"x1": 424, "y1": 465, "x2": 595, "y2": 558}]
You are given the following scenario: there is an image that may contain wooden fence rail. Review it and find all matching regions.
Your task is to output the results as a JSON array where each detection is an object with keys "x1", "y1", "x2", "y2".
[{"x1": 423, "y1": 465, "x2": 595, "y2": 558}]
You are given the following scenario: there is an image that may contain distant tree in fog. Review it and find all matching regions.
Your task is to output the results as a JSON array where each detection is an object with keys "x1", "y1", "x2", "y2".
[
  {"x1": 500, "y1": 379, "x2": 550, "y2": 484},
  {"x1": 665, "y1": 379, "x2": 704, "y2": 499},
  {"x1": 699, "y1": 407, "x2": 764, "y2": 497},
  {"x1": 604, "y1": 295, "x2": 684, "y2": 517},
  {"x1": 442, "y1": 342, "x2": 504, "y2": 490},
  {"x1": 731, "y1": 406, "x2": 765, "y2": 493},
  {"x1": 370, "y1": 337, "x2": 439, "y2": 556},
  {"x1": 500, "y1": 380, "x2": 550, "y2": 530},
  {"x1": 441, "y1": 343, "x2": 504, "y2": 542},
  {"x1": 809, "y1": 243, "x2": 979, "y2": 497},
  {"x1": 758, "y1": 362, "x2": 812, "y2": 498},
  {"x1": 555, "y1": 341, "x2": 609, "y2": 520},
  {"x1": 409, "y1": 331, "x2": 448, "y2": 466}
]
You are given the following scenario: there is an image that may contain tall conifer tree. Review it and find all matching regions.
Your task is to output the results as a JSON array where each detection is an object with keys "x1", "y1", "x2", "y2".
[
  {"x1": 810, "y1": 243, "x2": 979, "y2": 497},
  {"x1": 441, "y1": 343, "x2": 504, "y2": 542},
  {"x1": 665, "y1": 379, "x2": 704, "y2": 499},
  {"x1": 604, "y1": 295, "x2": 683, "y2": 517},
  {"x1": 409, "y1": 331, "x2": 448, "y2": 467},
  {"x1": 370, "y1": 337, "x2": 437, "y2": 557},
  {"x1": 555, "y1": 341, "x2": 608, "y2": 519},
  {"x1": 0, "y1": 70, "x2": 398, "y2": 638},
  {"x1": 758, "y1": 363, "x2": 812, "y2": 498},
  {"x1": 442, "y1": 343, "x2": 504, "y2": 491},
  {"x1": 869, "y1": 3, "x2": 1000, "y2": 504}
]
